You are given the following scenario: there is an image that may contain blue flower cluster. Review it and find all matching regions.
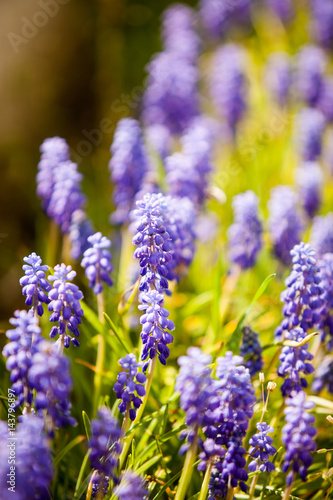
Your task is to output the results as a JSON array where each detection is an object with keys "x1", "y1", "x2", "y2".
[
  {"x1": 48, "y1": 264, "x2": 84, "y2": 348},
  {"x1": 311, "y1": 0, "x2": 333, "y2": 48},
  {"x1": 268, "y1": 0, "x2": 294, "y2": 22},
  {"x1": 114, "y1": 471, "x2": 148, "y2": 500},
  {"x1": 113, "y1": 354, "x2": 146, "y2": 421},
  {"x1": 282, "y1": 391, "x2": 317, "y2": 485},
  {"x1": 296, "y1": 108, "x2": 325, "y2": 162},
  {"x1": 312, "y1": 355, "x2": 333, "y2": 394},
  {"x1": 19, "y1": 252, "x2": 51, "y2": 317},
  {"x1": 199, "y1": 0, "x2": 251, "y2": 40},
  {"x1": 295, "y1": 45, "x2": 327, "y2": 107},
  {"x1": 248, "y1": 422, "x2": 276, "y2": 473},
  {"x1": 264, "y1": 52, "x2": 292, "y2": 107},
  {"x1": 81, "y1": 232, "x2": 113, "y2": 295},
  {"x1": 68, "y1": 209, "x2": 95, "y2": 261},
  {"x1": 295, "y1": 162, "x2": 323, "y2": 218},
  {"x1": 161, "y1": 4, "x2": 200, "y2": 63},
  {"x1": 240, "y1": 326, "x2": 263, "y2": 377},
  {"x1": 227, "y1": 190, "x2": 263, "y2": 270},
  {"x1": 310, "y1": 213, "x2": 333, "y2": 257},
  {"x1": 318, "y1": 253, "x2": 333, "y2": 349}
]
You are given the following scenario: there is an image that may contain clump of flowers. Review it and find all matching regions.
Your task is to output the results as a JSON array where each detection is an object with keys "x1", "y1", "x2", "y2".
[
  {"x1": 81, "y1": 232, "x2": 113, "y2": 294},
  {"x1": 310, "y1": 213, "x2": 333, "y2": 256},
  {"x1": 114, "y1": 471, "x2": 149, "y2": 500},
  {"x1": 318, "y1": 253, "x2": 333, "y2": 349},
  {"x1": 240, "y1": 326, "x2": 263, "y2": 377},
  {"x1": 295, "y1": 162, "x2": 323, "y2": 218},
  {"x1": 295, "y1": 45, "x2": 327, "y2": 106},
  {"x1": 296, "y1": 108, "x2": 326, "y2": 162},
  {"x1": 312, "y1": 355, "x2": 333, "y2": 394},
  {"x1": 264, "y1": 52, "x2": 292, "y2": 107},
  {"x1": 248, "y1": 422, "x2": 276, "y2": 472},
  {"x1": 68, "y1": 209, "x2": 95, "y2": 261},
  {"x1": 113, "y1": 354, "x2": 146, "y2": 421},
  {"x1": 19, "y1": 252, "x2": 51, "y2": 317}
]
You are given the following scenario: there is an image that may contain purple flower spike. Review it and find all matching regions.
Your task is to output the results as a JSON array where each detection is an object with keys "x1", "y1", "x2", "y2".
[
  {"x1": 318, "y1": 253, "x2": 333, "y2": 349},
  {"x1": 2, "y1": 310, "x2": 41, "y2": 408},
  {"x1": 69, "y1": 209, "x2": 95, "y2": 261},
  {"x1": 282, "y1": 391, "x2": 317, "y2": 485},
  {"x1": 81, "y1": 232, "x2": 113, "y2": 295},
  {"x1": 295, "y1": 162, "x2": 323, "y2": 218},
  {"x1": 199, "y1": 0, "x2": 251, "y2": 40},
  {"x1": 165, "y1": 153, "x2": 202, "y2": 205},
  {"x1": 161, "y1": 4, "x2": 200, "y2": 63},
  {"x1": 267, "y1": 0, "x2": 294, "y2": 23},
  {"x1": 268, "y1": 186, "x2": 304, "y2": 265},
  {"x1": 227, "y1": 190, "x2": 263, "y2": 270},
  {"x1": 19, "y1": 252, "x2": 51, "y2": 316},
  {"x1": 295, "y1": 45, "x2": 327, "y2": 106},
  {"x1": 28, "y1": 340, "x2": 76, "y2": 433},
  {"x1": 114, "y1": 471, "x2": 149, "y2": 500},
  {"x1": 275, "y1": 242, "x2": 327, "y2": 340},
  {"x1": 109, "y1": 118, "x2": 150, "y2": 225},
  {"x1": 240, "y1": 326, "x2": 263, "y2": 377},
  {"x1": 310, "y1": 213, "x2": 333, "y2": 257},
  {"x1": 142, "y1": 51, "x2": 199, "y2": 135},
  {"x1": 318, "y1": 77, "x2": 333, "y2": 123},
  {"x1": 0, "y1": 415, "x2": 54, "y2": 499},
  {"x1": 89, "y1": 406, "x2": 122, "y2": 485},
  {"x1": 139, "y1": 290, "x2": 175, "y2": 368},
  {"x1": 310, "y1": 0, "x2": 333, "y2": 49},
  {"x1": 296, "y1": 108, "x2": 326, "y2": 162},
  {"x1": 113, "y1": 353, "x2": 146, "y2": 421},
  {"x1": 145, "y1": 124, "x2": 172, "y2": 160},
  {"x1": 48, "y1": 263, "x2": 84, "y2": 348},
  {"x1": 264, "y1": 52, "x2": 292, "y2": 107},
  {"x1": 248, "y1": 422, "x2": 276, "y2": 473},
  {"x1": 312, "y1": 355, "x2": 333, "y2": 393}
]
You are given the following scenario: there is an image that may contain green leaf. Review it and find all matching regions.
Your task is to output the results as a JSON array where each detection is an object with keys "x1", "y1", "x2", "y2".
[
  {"x1": 183, "y1": 291, "x2": 214, "y2": 316},
  {"x1": 82, "y1": 411, "x2": 92, "y2": 439},
  {"x1": 73, "y1": 451, "x2": 90, "y2": 499},
  {"x1": 103, "y1": 312, "x2": 131, "y2": 354},
  {"x1": 152, "y1": 460, "x2": 200, "y2": 500},
  {"x1": 136, "y1": 454, "x2": 162, "y2": 475},
  {"x1": 54, "y1": 435, "x2": 86, "y2": 467},
  {"x1": 226, "y1": 273, "x2": 276, "y2": 353}
]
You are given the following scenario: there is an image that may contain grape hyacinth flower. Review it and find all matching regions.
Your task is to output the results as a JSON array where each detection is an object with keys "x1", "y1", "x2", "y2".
[
  {"x1": 139, "y1": 290, "x2": 175, "y2": 367},
  {"x1": 310, "y1": 213, "x2": 333, "y2": 256},
  {"x1": 114, "y1": 471, "x2": 149, "y2": 500},
  {"x1": 132, "y1": 193, "x2": 173, "y2": 293},
  {"x1": 240, "y1": 326, "x2": 263, "y2": 377},
  {"x1": 28, "y1": 340, "x2": 76, "y2": 432},
  {"x1": 267, "y1": 0, "x2": 294, "y2": 23},
  {"x1": 36, "y1": 136, "x2": 70, "y2": 211},
  {"x1": 296, "y1": 108, "x2": 326, "y2": 162},
  {"x1": 312, "y1": 355, "x2": 333, "y2": 394},
  {"x1": 310, "y1": 0, "x2": 333, "y2": 49},
  {"x1": 19, "y1": 252, "x2": 51, "y2": 317},
  {"x1": 88, "y1": 406, "x2": 122, "y2": 488},
  {"x1": 68, "y1": 209, "x2": 94, "y2": 261},
  {"x1": 48, "y1": 263, "x2": 84, "y2": 348},
  {"x1": 264, "y1": 52, "x2": 292, "y2": 107},
  {"x1": 281, "y1": 391, "x2": 317, "y2": 485},
  {"x1": 142, "y1": 51, "x2": 199, "y2": 135},
  {"x1": 0, "y1": 415, "x2": 54, "y2": 499},
  {"x1": 295, "y1": 162, "x2": 323, "y2": 218},
  {"x1": 81, "y1": 232, "x2": 113, "y2": 295},
  {"x1": 318, "y1": 253, "x2": 333, "y2": 349},
  {"x1": 318, "y1": 77, "x2": 333, "y2": 123},
  {"x1": 275, "y1": 242, "x2": 327, "y2": 340},
  {"x1": 109, "y1": 118, "x2": 150, "y2": 224},
  {"x1": 277, "y1": 326, "x2": 314, "y2": 397},
  {"x1": 268, "y1": 186, "x2": 304, "y2": 265},
  {"x1": 161, "y1": 4, "x2": 200, "y2": 63},
  {"x1": 113, "y1": 353, "x2": 146, "y2": 421},
  {"x1": 145, "y1": 124, "x2": 172, "y2": 160},
  {"x1": 210, "y1": 44, "x2": 247, "y2": 135},
  {"x1": 199, "y1": 0, "x2": 251, "y2": 40},
  {"x1": 295, "y1": 45, "x2": 327, "y2": 106},
  {"x1": 2, "y1": 309, "x2": 41, "y2": 408},
  {"x1": 227, "y1": 190, "x2": 263, "y2": 270},
  {"x1": 248, "y1": 422, "x2": 276, "y2": 472}
]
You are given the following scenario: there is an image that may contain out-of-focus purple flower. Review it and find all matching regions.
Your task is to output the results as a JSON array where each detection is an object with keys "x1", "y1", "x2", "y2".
[
  {"x1": 139, "y1": 290, "x2": 175, "y2": 368},
  {"x1": 114, "y1": 471, "x2": 149, "y2": 500},
  {"x1": 176, "y1": 347, "x2": 219, "y2": 455},
  {"x1": 267, "y1": 0, "x2": 294, "y2": 23},
  {"x1": 36, "y1": 136, "x2": 70, "y2": 211},
  {"x1": 91, "y1": 474, "x2": 110, "y2": 499},
  {"x1": 264, "y1": 52, "x2": 292, "y2": 107},
  {"x1": 318, "y1": 253, "x2": 333, "y2": 349},
  {"x1": 199, "y1": 0, "x2": 251, "y2": 40},
  {"x1": 19, "y1": 253, "x2": 51, "y2": 317},
  {"x1": 113, "y1": 353, "x2": 146, "y2": 421},
  {"x1": 268, "y1": 186, "x2": 304, "y2": 265},
  {"x1": 227, "y1": 190, "x2": 263, "y2": 270},
  {"x1": 28, "y1": 340, "x2": 76, "y2": 432},
  {"x1": 275, "y1": 242, "x2": 327, "y2": 340},
  {"x1": 0, "y1": 415, "x2": 54, "y2": 500},
  {"x1": 89, "y1": 406, "x2": 122, "y2": 486},
  {"x1": 323, "y1": 131, "x2": 333, "y2": 175},
  {"x1": 277, "y1": 327, "x2": 314, "y2": 397},
  {"x1": 109, "y1": 118, "x2": 150, "y2": 225},
  {"x1": 310, "y1": 213, "x2": 333, "y2": 256},
  {"x1": 240, "y1": 326, "x2": 263, "y2": 377},
  {"x1": 295, "y1": 162, "x2": 323, "y2": 218},
  {"x1": 281, "y1": 391, "x2": 317, "y2": 485},
  {"x1": 312, "y1": 355, "x2": 333, "y2": 393},
  {"x1": 165, "y1": 153, "x2": 202, "y2": 204},
  {"x1": 145, "y1": 124, "x2": 172, "y2": 160},
  {"x1": 310, "y1": 0, "x2": 333, "y2": 49},
  {"x1": 2, "y1": 310, "x2": 41, "y2": 409},
  {"x1": 132, "y1": 193, "x2": 172, "y2": 293},
  {"x1": 81, "y1": 232, "x2": 113, "y2": 295},
  {"x1": 248, "y1": 422, "x2": 276, "y2": 472},
  {"x1": 198, "y1": 438, "x2": 225, "y2": 472},
  {"x1": 296, "y1": 108, "x2": 326, "y2": 162},
  {"x1": 68, "y1": 209, "x2": 95, "y2": 261},
  {"x1": 161, "y1": 4, "x2": 200, "y2": 63},
  {"x1": 295, "y1": 45, "x2": 327, "y2": 106},
  {"x1": 48, "y1": 264, "x2": 84, "y2": 348},
  {"x1": 210, "y1": 44, "x2": 247, "y2": 135},
  {"x1": 318, "y1": 77, "x2": 333, "y2": 122},
  {"x1": 142, "y1": 51, "x2": 199, "y2": 135}
]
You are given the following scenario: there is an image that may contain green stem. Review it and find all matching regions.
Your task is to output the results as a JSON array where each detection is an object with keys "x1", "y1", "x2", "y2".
[
  {"x1": 282, "y1": 481, "x2": 293, "y2": 500},
  {"x1": 226, "y1": 484, "x2": 234, "y2": 500},
  {"x1": 218, "y1": 265, "x2": 241, "y2": 329},
  {"x1": 119, "y1": 355, "x2": 157, "y2": 470},
  {"x1": 94, "y1": 290, "x2": 106, "y2": 414},
  {"x1": 249, "y1": 473, "x2": 259, "y2": 500},
  {"x1": 86, "y1": 470, "x2": 98, "y2": 500},
  {"x1": 198, "y1": 461, "x2": 212, "y2": 500},
  {"x1": 174, "y1": 437, "x2": 199, "y2": 500}
]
